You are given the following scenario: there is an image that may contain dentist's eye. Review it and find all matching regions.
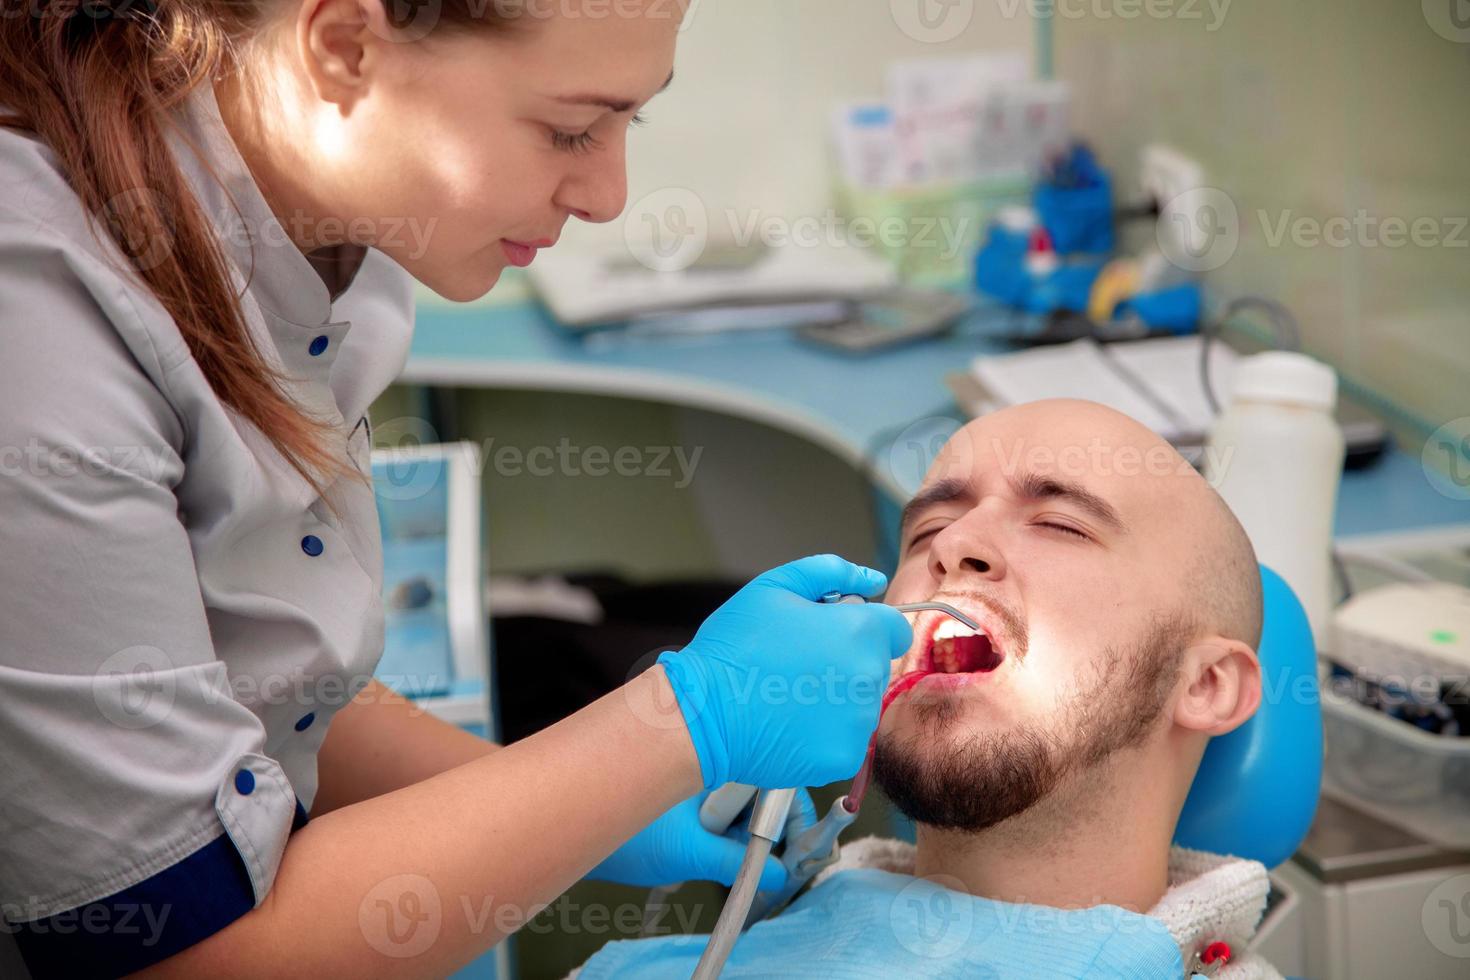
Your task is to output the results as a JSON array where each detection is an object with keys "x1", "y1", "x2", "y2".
[{"x1": 551, "y1": 129, "x2": 602, "y2": 155}]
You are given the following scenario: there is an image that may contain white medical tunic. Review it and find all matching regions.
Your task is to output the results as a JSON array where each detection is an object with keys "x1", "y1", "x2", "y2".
[{"x1": 0, "y1": 82, "x2": 414, "y2": 976}]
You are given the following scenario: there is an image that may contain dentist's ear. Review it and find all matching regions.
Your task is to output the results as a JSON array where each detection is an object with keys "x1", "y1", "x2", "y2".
[
  {"x1": 1173, "y1": 639, "x2": 1262, "y2": 736},
  {"x1": 297, "y1": 0, "x2": 396, "y2": 108}
]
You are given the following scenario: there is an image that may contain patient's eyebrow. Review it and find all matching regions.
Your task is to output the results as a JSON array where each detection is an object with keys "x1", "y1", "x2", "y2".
[
  {"x1": 1010, "y1": 471, "x2": 1127, "y2": 533},
  {"x1": 900, "y1": 478, "x2": 972, "y2": 536}
]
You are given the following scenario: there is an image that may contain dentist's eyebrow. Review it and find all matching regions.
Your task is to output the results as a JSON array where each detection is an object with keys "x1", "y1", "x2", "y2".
[
  {"x1": 1010, "y1": 471, "x2": 1127, "y2": 533},
  {"x1": 554, "y1": 69, "x2": 675, "y2": 113},
  {"x1": 900, "y1": 477, "x2": 972, "y2": 536}
]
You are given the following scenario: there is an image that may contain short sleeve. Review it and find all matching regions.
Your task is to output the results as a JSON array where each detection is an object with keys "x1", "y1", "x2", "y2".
[{"x1": 0, "y1": 228, "x2": 299, "y2": 976}]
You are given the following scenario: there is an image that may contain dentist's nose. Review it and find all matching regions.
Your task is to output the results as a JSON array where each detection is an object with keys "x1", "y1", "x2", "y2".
[{"x1": 554, "y1": 152, "x2": 629, "y2": 226}]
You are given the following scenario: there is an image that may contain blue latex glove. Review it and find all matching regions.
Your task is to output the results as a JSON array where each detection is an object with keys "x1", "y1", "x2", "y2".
[
  {"x1": 657, "y1": 555, "x2": 912, "y2": 791},
  {"x1": 589, "y1": 788, "x2": 818, "y2": 890}
]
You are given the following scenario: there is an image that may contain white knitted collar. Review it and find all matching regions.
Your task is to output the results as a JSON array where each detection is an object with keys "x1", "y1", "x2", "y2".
[{"x1": 813, "y1": 836, "x2": 1277, "y2": 978}]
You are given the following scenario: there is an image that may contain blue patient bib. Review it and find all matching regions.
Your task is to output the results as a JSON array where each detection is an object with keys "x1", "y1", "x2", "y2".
[{"x1": 576, "y1": 868, "x2": 1184, "y2": 979}]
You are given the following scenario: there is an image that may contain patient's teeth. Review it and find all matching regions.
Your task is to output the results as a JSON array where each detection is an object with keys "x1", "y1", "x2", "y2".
[{"x1": 932, "y1": 618, "x2": 980, "y2": 641}]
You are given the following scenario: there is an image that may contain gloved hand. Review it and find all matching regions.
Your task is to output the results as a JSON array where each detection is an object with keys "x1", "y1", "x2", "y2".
[
  {"x1": 657, "y1": 554, "x2": 912, "y2": 791},
  {"x1": 589, "y1": 788, "x2": 818, "y2": 890}
]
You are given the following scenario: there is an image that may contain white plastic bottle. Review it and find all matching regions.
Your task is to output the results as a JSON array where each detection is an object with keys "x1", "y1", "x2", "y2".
[{"x1": 1204, "y1": 351, "x2": 1345, "y2": 648}]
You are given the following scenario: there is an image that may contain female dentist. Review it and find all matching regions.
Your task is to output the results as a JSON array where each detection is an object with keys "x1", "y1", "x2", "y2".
[{"x1": 0, "y1": 0, "x2": 912, "y2": 976}]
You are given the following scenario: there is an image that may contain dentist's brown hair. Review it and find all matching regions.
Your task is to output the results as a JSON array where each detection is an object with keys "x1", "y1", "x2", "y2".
[{"x1": 0, "y1": 0, "x2": 510, "y2": 491}]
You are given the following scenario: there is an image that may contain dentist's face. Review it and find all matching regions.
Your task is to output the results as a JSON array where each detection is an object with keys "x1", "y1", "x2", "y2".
[
  {"x1": 284, "y1": 0, "x2": 682, "y2": 301},
  {"x1": 875, "y1": 400, "x2": 1221, "y2": 830}
]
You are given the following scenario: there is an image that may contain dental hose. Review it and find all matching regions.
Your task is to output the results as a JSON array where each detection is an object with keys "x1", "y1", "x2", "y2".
[
  {"x1": 690, "y1": 835, "x2": 768, "y2": 980},
  {"x1": 691, "y1": 788, "x2": 794, "y2": 980}
]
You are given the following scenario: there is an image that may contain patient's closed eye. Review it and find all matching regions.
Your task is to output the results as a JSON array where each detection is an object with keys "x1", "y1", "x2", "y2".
[
  {"x1": 1035, "y1": 521, "x2": 1089, "y2": 540},
  {"x1": 906, "y1": 527, "x2": 943, "y2": 551}
]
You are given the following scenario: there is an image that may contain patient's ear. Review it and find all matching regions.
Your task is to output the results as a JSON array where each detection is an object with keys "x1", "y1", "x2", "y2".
[{"x1": 1173, "y1": 638, "x2": 1262, "y2": 736}]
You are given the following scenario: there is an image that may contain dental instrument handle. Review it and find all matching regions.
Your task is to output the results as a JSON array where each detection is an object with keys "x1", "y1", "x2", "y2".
[
  {"x1": 747, "y1": 787, "x2": 798, "y2": 841},
  {"x1": 818, "y1": 592, "x2": 980, "y2": 632},
  {"x1": 699, "y1": 782, "x2": 758, "y2": 834},
  {"x1": 891, "y1": 601, "x2": 980, "y2": 631},
  {"x1": 744, "y1": 795, "x2": 858, "y2": 924},
  {"x1": 692, "y1": 787, "x2": 794, "y2": 980}
]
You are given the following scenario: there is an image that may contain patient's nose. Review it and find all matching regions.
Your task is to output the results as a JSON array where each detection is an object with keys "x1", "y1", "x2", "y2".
[{"x1": 929, "y1": 523, "x2": 1006, "y2": 583}]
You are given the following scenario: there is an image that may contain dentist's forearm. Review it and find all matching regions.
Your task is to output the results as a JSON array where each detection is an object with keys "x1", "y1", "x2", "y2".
[
  {"x1": 310, "y1": 679, "x2": 500, "y2": 818},
  {"x1": 136, "y1": 667, "x2": 701, "y2": 979}
]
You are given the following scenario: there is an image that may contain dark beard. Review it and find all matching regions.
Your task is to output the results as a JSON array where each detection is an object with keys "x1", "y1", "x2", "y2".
[{"x1": 872, "y1": 614, "x2": 1193, "y2": 833}]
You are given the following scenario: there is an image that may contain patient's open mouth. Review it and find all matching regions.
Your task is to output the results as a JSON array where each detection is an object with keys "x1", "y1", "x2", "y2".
[{"x1": 925, "y1": 617, "x2": 1005, "y2": 674}]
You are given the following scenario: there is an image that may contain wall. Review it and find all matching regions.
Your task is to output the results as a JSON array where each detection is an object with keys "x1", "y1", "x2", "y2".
[
  {"x1": 559, "y1": 0, "x2": 1037, "y2": 253},
  {"x1": 1053, "y1": 0, "x2": 1470, "y2": 440}
]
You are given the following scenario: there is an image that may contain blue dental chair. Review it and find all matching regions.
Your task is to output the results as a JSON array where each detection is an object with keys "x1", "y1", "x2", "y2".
[{"x1": 1174, "y1": 565, "x2": 1322, "y2": 868}]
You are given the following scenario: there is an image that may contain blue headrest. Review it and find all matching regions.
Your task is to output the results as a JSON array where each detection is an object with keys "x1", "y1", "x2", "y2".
[{"x1": 1174, "y1": 565, "x2": 1322, "y2": 868}]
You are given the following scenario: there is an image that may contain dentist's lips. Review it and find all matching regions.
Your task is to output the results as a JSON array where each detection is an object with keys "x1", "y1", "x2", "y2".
[{"x1": 500, "y1": 238, "x2": 552, "y2": 267}]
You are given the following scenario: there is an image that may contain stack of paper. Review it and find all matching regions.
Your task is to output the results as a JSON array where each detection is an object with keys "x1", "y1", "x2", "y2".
[
  {"x1": 969, "y1": 336, "x2": 1240, "y2": 442},
  {"x1": 527, "y1": 241, "x2": 896, "y2": 328}
]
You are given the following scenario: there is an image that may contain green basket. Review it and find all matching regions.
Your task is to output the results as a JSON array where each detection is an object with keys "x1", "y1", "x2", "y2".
[{"x1": 835, "y1": 174, "x2": 1033, "y2": 287}]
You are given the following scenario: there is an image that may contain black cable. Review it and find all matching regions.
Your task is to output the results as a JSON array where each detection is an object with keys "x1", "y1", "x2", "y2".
[
  {"x1": 1331, "y1": 549, "x2": 1354, "y2": 603},
  {"x1": 1198, "y1": 295, "x2": 1303, "y2": 415}
]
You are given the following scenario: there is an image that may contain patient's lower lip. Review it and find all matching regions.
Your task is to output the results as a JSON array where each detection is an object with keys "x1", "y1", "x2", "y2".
[{"x1": 915, "y1": 672, "x2": 990, "y2": 691}]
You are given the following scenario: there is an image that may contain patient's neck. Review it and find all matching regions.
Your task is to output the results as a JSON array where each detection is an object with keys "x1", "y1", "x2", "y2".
[{"x1": 912, "y1": 753, "x2": 1176, "y2": 913}]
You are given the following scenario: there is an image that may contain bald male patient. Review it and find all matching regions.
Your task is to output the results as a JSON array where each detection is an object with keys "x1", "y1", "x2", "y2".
[{"x1": 575, "y1": 400, "x2": 1282, "y2": 979}]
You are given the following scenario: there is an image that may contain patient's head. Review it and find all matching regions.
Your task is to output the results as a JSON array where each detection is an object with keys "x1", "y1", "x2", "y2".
[{"x1": 873, "y1": 399, "x2": 1263, "y2": 835}]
